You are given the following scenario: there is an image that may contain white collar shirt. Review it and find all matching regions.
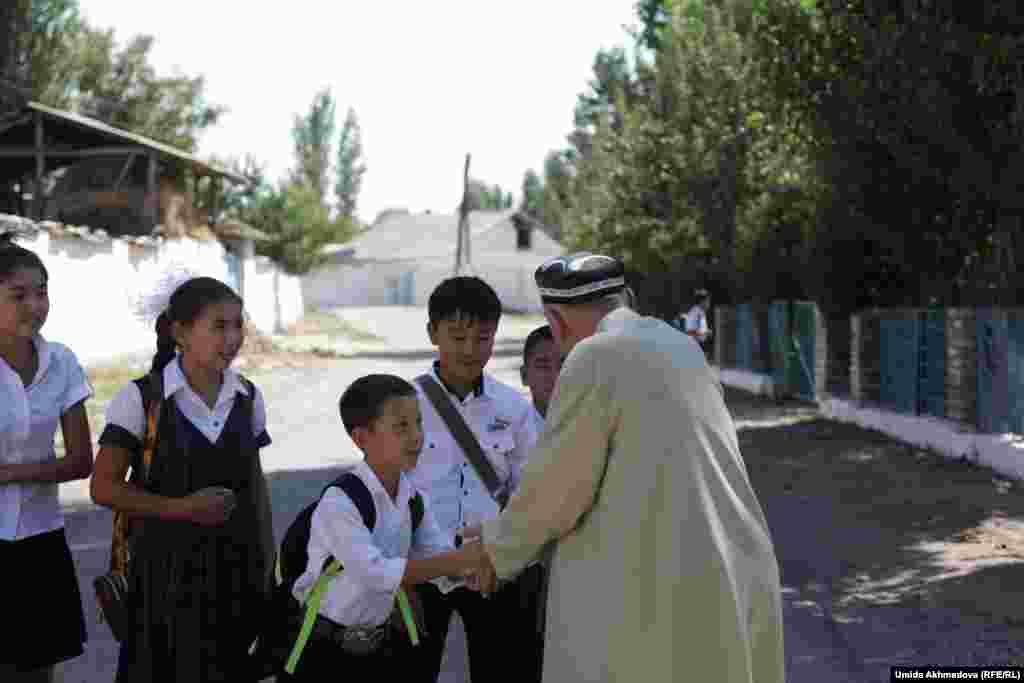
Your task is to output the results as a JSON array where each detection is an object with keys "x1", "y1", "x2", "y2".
[
  {"x1": 293, "y1": 460, "x2": 453, "y2": 627},
  {"x1": 685, "y1": 305, "x2": 708, "y2": 335},
  {"x1": 406, "y1": 363, "x2": 538, "y2": 536},
  {"x1": 102, "y1": 355, "x2": 269, "y2": 447},
  {"x1": 527, "y1": 404, "x2": 546, "y2": 438},
  {"x1": 0, "y1": 335, "x2": 93, "y2": 540}
]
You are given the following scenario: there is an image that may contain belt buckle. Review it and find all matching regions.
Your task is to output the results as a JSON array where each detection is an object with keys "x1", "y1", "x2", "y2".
[{"x1": 341, "y1": 624, "x2": 385, "y2": 656}]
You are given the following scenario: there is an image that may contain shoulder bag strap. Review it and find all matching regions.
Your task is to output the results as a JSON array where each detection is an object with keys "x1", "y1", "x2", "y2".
[
  {"x1": 108, "y1": 371, "x2": 164, "y2": 576},
  {"x1": 415, "y1": 374, "x2": 509, "y2": 509},
  {"x1": 138, "y1": 371, "x2": 165, "y2": 485}
]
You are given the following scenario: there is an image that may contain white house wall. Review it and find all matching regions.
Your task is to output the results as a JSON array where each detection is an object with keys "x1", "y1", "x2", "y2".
[
  {"x1": 244, "y1": 256, "x2": 305, "y2": 334},
  {"x1": 8, "y1": 220, "x2": 303, "y2": 367},
  {"x1": 302, "y1": 261, "x2": 404, "y2": 308}
]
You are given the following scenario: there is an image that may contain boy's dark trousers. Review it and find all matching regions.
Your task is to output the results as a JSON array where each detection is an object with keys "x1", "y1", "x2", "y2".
[
  {"x1": 276, "y1": 630, "x2": 418, "y2": 682},
  {"x1": 415, "y1": 566, "x2": 544, "y2": 683}
]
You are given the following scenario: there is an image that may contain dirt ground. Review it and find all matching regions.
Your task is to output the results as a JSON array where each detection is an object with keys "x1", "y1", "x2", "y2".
[{"x1": 728, "y1": 387, "x2": 1024, "y2": 667}]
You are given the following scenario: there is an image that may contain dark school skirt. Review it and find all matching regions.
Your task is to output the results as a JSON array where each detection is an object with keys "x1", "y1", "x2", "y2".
[{"x1": 0, "y1": 527, "x2": 87, "y2": 671}]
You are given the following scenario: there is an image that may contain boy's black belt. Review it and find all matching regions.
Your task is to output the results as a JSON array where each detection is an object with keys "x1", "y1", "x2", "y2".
[{"x1": 287, "y1": 596, "x2": 388, "y2": 654}]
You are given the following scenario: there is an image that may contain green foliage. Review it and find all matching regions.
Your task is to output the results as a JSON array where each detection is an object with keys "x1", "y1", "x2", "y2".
[
  {"x1": 564, "y1": 3, "x2": 812, "y2": 301},
  {"x1": 291, "y1": 87, "x2": 336, "y2": 205},
  {"x1": 335, "y1": 106, "x2": 366, "y2": 219},
  {"x1": 521, "y1": 169, "x2": 544, "y2": 218},
  {"x1": 9, "y1": 0, "x2": 223, "y2": 152},
  {"x1": 249, "y1": 181, "x2": 358, "y2": 276},
  {"x1": 463, "y1": 179, "x2": 513, "y2": 211},
  {"x1": 757, "y1": 0, "x2": 1024, "y2": 309}
]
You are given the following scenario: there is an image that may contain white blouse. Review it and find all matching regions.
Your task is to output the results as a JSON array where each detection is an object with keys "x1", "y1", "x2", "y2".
[
  {"x1": 103, "y1": 356, "x2": 269, "y2": 448},
  {"x1": 0, "y1": 336, "x2": 93, "y2": 541}
]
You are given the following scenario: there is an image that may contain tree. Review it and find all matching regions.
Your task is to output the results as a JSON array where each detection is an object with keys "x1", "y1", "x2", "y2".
[
  {"x1": 564, "y1": 2, "x2": 810, "y2": 300},
  {"x1": 249, "y1": 181, "x2": 357, "y2": 276},
  {"x1": 335, "y1": 106, "x2": 366, "y2": 219},
  {"x1": 521, "y1": 169, "x2": 544, "y2": 217},
  {"x1": 758, "y1": 0, "x2": 1024, "y2": 309},
  {"x1": 291, "y1": 87, "x2": 335, "y2": 206},
  {"x1": 461, "y1": 179, "x2": 513, "y2": 211},
  {"x1": 7, "y1": 0, "x2": 224, "y2": 152}
]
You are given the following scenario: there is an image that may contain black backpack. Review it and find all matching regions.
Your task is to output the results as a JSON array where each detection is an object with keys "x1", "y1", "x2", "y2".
[
  {"x1": 275, "y1": 470, "x2": 426, "y2": 592},
  {"x1": 250, "y1": 471, "x2": 425, "y2": 677}
]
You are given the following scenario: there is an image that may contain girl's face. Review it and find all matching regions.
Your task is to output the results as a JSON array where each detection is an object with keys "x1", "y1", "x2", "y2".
[
  {"x1": 173, "y1": 299, "x2": 245, "y2": 373},
  {"x1": 0, "y1": 267, "x2": 49, "y2": 341}
]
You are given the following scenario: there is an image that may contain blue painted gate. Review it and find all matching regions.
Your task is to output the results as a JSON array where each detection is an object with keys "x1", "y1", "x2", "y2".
[
  {"x1": 768, "y1": 303, "x2": 788, "y2": 391},
  {"x1": 736, "y1": 304, "x2": 754, "y2": 372},
  {"x1": 917, "y1": 309, "x2": 946, "y2": 418},
  {"x1": 879, "y1": 315, "x2": 919, "y2": 415},
  {"x1": 976, "y1": 309, "x2": 1024, "y2": 434}
]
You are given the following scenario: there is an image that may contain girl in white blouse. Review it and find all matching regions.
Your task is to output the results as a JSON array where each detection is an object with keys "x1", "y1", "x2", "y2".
[
  {"x1": 91, "y1": 276, "x2": 274, "y2": 683},
  {"x1": 0, "y1": 234, "x2": 94, "y2": 683}
]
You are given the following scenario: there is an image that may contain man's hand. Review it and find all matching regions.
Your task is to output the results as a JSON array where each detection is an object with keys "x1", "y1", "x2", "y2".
[{"x1": 458, "y1": 540, "x2": 498, "y2": 596}]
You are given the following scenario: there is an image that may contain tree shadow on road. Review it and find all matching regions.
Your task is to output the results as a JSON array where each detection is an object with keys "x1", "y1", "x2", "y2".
[{"x1": 726, "y1": 388, "x2": 1024, "y2": 667}]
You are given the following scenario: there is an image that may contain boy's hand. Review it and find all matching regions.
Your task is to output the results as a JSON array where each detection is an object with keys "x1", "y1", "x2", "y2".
[{"x1": 460, "y1": 523, "x2": 483, "y2": 544}]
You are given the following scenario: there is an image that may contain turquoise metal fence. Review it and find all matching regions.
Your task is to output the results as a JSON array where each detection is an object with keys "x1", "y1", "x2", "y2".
[{"x1": 736, "y1": 304, "x2": 754, "y2": 371}]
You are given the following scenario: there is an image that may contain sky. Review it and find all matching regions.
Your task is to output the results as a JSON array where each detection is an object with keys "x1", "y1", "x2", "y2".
[{"x1": 77, "y1": 1, "x2": 640, "y2": 225}]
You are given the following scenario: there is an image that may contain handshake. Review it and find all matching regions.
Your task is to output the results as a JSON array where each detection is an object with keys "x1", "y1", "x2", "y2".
[{"x1": 447, "y1": 524, "x2": 499, "y2": 597}]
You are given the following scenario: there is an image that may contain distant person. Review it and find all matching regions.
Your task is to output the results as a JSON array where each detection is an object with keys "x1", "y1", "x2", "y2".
[
  {"x1": 453, "y1": 252, "x2": 786, "y2": 683},
  {"x1": 0, "y1": 235, "x2": 94, "y2": 682},
  {"x1": 682, "y1": 289, "x2": 713, "y2": 349},
  {"x1": 406, "y1": 276, "x2": 542, "y2": 683},
  {"x1": 518, "y1": 323, "x2": 562, "y2": 680},
  {"x1": 520, "y1": 324, "x2": 562, "y2": 431},
  {"x1": 91, "y1": 276, "x2": 275, "y2": 683}
]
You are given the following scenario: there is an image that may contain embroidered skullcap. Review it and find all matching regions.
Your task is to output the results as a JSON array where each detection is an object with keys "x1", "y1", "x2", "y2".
[{"x1": 535, "y1": 252, "x2": 626, "y2": 305}]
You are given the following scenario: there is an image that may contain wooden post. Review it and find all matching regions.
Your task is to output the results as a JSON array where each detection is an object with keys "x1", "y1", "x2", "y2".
[
  {"x1": 454, "y1": 153, "x2": 471, "y2": 275},
  {"x1": 145, "y1": 153, "x2": 158, "y2": 230},
  {"x1": 33, "y1": 111, "x2": 43, "y2": 220}
]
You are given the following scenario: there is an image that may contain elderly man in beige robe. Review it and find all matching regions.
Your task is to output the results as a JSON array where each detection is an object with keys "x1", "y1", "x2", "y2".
[{"x1": 453, "y1": 252, "x2": 786, "y2": 683}]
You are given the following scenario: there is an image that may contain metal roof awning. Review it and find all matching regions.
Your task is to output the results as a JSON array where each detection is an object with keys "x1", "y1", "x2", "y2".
[{"x1": 0, "y1": 101, "x2": 247, "y2": 185}]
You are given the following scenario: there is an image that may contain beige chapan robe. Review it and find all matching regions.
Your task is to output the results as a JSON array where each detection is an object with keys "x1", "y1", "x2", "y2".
[{"x1": 483, "y1": 307, "x2": 785, "y2": 683}]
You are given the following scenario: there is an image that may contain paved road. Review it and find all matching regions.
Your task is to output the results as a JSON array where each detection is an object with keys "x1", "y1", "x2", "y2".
[{"x1": 55, "y1": 352, "x2": 1005, "y2": 682}]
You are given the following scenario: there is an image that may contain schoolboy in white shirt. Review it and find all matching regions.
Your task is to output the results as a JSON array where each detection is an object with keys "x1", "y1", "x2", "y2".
[
  {"x1": 281, "y1": 374, "x2": 475, "y2": 681},
  {"x1": 408, "y1": 276, "x2": 541, "y2": 683}
]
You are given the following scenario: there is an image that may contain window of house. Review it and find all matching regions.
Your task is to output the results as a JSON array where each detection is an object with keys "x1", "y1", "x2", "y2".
[{"x1": 516, "y1": 225, "x2": 532, "y2": 250}]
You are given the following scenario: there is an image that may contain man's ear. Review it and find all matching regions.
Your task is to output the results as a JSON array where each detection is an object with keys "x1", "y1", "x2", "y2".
[
  {"x1": 520, "y1": 364, "x2": 527, "y2": 385},
  {"x1": 427, "y1": 321, "x2": 438, "y2": 346}
]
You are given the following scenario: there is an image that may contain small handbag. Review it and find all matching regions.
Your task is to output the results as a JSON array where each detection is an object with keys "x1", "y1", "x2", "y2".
[{"x1": 93, "y1": 372, "x2": 164, "y2": 642}]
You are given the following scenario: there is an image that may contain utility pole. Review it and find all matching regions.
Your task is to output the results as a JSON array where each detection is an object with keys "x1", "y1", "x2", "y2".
[{"x1": 454, "y1": 153, "x2": 472, "y2": 275}]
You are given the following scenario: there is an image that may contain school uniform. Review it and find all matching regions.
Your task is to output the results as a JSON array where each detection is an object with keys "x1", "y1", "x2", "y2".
[
  {"x1": 281, "y1": 460, "x2": 453, "y2": 681},
  {"x1": 0, "y1": 335, "x2": 92, "y2": 672},
  {"x1": 407, "y1": 361, "x2": 541, "y2": 683},
  {"x1": 99, "y1": 356, "x2": 271, "y2": 683}
]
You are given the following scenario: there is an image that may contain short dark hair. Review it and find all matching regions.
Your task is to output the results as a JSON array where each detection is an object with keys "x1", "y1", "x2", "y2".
[
  {"x1": 0, "y1": 233, "x2": 48, "y2": 284},
  {"x1": 523, "y1": 325, "x2": 554, "y2": 364},
  {"x1": 428, "y1": 276, "x2": 502, "y2": 326},
  {"x1": 338, "y1": 374, "x2": 418, "y2": 435}
]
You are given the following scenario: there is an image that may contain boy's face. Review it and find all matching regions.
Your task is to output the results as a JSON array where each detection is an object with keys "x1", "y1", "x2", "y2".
[
  {"x1": 521, "y1": 338, "x2": 561, "y2": 407},
  {"x1": 360, "y1": 395, "x2": 424, "y2": 471},
  {"x1": 428, "y1": 313, "x2": 498, "y2": 386}
]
